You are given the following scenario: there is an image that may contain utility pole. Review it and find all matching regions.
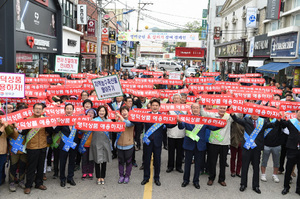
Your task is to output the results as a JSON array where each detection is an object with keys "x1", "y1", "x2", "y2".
[
  {"x1": 134, "y1": 1, "x2": 153, "y2": 65},
  {"x1": 96, "y1": 0, "x2": 102, "y2": 73}
]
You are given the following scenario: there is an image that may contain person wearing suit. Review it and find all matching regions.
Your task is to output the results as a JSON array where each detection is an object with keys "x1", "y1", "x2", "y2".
[
  {"x1": 55, "y1": 104, "x2": 78, "y2": 187},
  {"x1": 108, "y1": 96, "x2": 124, "y2": 159},
  {"x1": 281, "y1": 110, "x2": 300, "y2": 195},
  {"x1": 178, "y1": 103, "x2": 220, "y2": 189},
  {"x1": 231, "y1": 113, "x2": 280, "y2": 194},
  {"x1": 141, "y1": 98, "x2": 167, "y2": 186}
]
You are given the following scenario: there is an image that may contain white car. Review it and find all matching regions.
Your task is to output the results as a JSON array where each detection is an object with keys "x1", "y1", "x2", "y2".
[
  {"x1": 184, "y1": 68, "x2": 197, "y2": 77},
  {"x1": 158, "y1": 61, "x2": 182, "y2": 71}
]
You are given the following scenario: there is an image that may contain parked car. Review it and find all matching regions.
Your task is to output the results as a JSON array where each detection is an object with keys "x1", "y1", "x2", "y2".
[
  {"x1": 121, "y1": 62, "x2": 135, "y2": 71},
  {"x1": 137, "y1": 63, "x2": 148, "y2": 70},
  {"x1": 158, "y1": 61, "x2": 182, "y2": 71},
  {"x1": 184, "y1": 68, "x2": 197, "y2": 77}
]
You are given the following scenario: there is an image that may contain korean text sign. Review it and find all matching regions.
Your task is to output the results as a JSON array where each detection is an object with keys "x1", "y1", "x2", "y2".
[
  {"x1": 55, "y1": 55, "x2": 79, "y2": 74},
  {"x1": 92, "y1": 75, "x2": 123, "y2": 100},
  {"x1": 0, "y1": 73, "x2": 25, "y2": 98}
]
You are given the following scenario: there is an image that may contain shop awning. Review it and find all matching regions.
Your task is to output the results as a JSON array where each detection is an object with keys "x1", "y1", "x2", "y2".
[
  {"x1": 82, "y1": 55, "x2": 96, "y2": 59},
  {"x1": 228, "y1": 58, "x2": 243, "y2": 63},
  {"x1": 215, "y1": 58, "x2": 228, "y2": 62},
  {"x1": 256, "y1": 62, "x2": 290, "y2": 74},
  {"x1": 289, "y1": 58, "x2": 300, "y2": 66},
  {"x1": 248, "y1": 60, "x2": 265, "y2": 67}
]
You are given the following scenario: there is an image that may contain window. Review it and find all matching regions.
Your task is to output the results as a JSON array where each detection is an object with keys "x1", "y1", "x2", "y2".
[
  {"x1": 63, "y1": 0, "x2": 75, "y2": 28},
  {"x1": 295, "y1": 0, "x2": 300, "y2": 7},
  {"x1": 270, "y1": 20, "x2": 279, "y2": 31},
  {"x1": 216, "y1": 6, "x2": 223, "y2": 17},
  {"x1": 159, "y1": 62, "x2": 165, "y2": 64},
  {"x1": 166, "y1": 62, "x2": 170, "y2": 65},
  {"x1": 294, "y1": 14, "x2": 300, "y2": 26},
  {"x1": 171, "y1": 62, "x2": 176, "y2": 65}
]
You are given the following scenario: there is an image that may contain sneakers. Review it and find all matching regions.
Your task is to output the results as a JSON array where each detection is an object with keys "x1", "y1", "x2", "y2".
[
  {"x1": 88, "y1": 173, "x2": 93, "y2": 180},
  {"x1": 18, "y1": 180, "x2": 25, "y2": 189},
  {"x1": 124, "y1": 177, "x2": 129, "y2": 184},
  {"x1": 47, "y1": 166, "x2": 51, "y2": 173},
  {"x1": 272, "y1": 175, "x2": 280, "y2": 183},
  {"x1": 82, "y1": 174, "x2": 87, "y2": 180},
  {"x1": 118, "y1": 176, "x2": 125, "y2": 184},
  {"x1": 261, "y1": 174, "x2": 267, "y2": 182},
  {"x1": 9, "y1": 183, "x2": 16, "y2": 192}
]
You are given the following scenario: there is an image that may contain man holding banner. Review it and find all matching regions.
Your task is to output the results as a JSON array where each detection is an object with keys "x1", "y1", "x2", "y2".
[
  {"x1": 22, "y1": 103, "x2": 54, "y2": 194},
  {"x1": 178, "y1": 103, "x2": 221, "y2": 189},
  {"x1": 230, "y1": 112, "x2": 280, "y2": 194}
]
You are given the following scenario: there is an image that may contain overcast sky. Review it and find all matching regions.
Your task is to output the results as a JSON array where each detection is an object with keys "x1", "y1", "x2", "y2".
[{"x1": 104, "y1": 0, "x2": 208, "y2": 31}]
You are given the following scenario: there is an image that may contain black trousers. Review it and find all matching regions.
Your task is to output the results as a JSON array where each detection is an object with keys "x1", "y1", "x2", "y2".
[
  {"x1": 53, "y1": 147, "x2": 60, "y2": 175},
  {"x1": 279, "y1": 144, "x2": 287, "y2": 172},
  {"x1": 59, "y1": 148, "x2": 76, "y2": 181},
  {"x1": 241, "y1": 147, "x2": 261, "y2": 188},
  {"x1": 284, "y1": 149, "x2": 300, "y2": 190},
  {"x1": 184, "y1": 148, "x2": 204, "y2": 184},
  {"x1": 135, "y1": 123, "x2": 143, "y2": 148},
  {"x1": 47, "y1": 147, "x2": 53, "y2": 167},
  {"x1": 25, "y1": 148, "x2": 47, "y2": 188},
  {"x1": 208, "y1": 143, "x2": 228, "y2": 182},
  {"x1": 162, "y1": 129, "x2": 167, "y2": 148},
  {"x1": 95, "y1": 162, "x2": 106, "y2": 178},
  {"x1": 167, "y1": 137, "x2": 184, "y2": 170},
  {"x1": 143, "y1": 142, "x2": 162, "y2": 181},
  {"x1": 111, "y1": 133, "x2": 117, "y2": 156}
]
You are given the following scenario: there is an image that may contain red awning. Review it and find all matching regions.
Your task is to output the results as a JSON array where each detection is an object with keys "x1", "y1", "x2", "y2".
[{"x1": 82, "y1": 55, "x2": 96, "y2": 59}]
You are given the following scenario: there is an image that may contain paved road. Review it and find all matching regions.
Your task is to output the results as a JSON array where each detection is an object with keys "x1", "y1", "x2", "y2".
[{"x1": 0, "y1": 148, "x2": 299, "y2": 199}]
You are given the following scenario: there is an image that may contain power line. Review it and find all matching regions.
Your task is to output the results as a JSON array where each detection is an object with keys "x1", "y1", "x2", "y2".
[{"x1": 143, "y1": 8, "x2": 203, "y2": 20}]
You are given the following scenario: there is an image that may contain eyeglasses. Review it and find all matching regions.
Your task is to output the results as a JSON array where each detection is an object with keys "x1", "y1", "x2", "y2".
[{"x1": 33, "y1": 108, "x2": 43, "y2": 110}]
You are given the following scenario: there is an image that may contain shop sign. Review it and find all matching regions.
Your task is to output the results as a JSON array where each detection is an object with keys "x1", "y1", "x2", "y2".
[
  {"x1": 214, "y1": 27, "x2": 221, "y2": 40},
  {"x1": 253, "y1": 34, "x2": 271, "y2": 57},
  {"x1": 34, "y1": 0, "x2": 49, "y2": 7},
  {"x1": 110, "y1": 44, "x2": 116, "y2": 54},
  {"x1": 109, "y1": 31, "x2": 116, "y2": 43},
  {"x1": 175, "y1": 47, "x2": 205, "y2": 58},
  {"x1": 270, "y1": 32, "x2": 298, "y2": 58},
  {"x1": 55, "y1": 55, "x2": 79, "y2": 74},
  {"x1": 16, "y1": 53, "x2": 33, "y2": 62},
  {"x1": 80, "y1": 40, "x2": 86, "y2": 53},
  {"x1": 215, "y1": 40, "x2": 245, "y2": 58},
  {"x1": 266, "y1": 0, "x2": 281, "y2": 20},
  {"x1": 87, "y1": 20, "x2": 96, "y2": 36},
  {"x1": 68, "y1": 39, "x2": 77, "y2": 47},
  {"x1": 102, "y1": 45, "x2": 109, "y2": 55},
  {"x1": 26, "y1": 36, "x2": 50, "y2": 50},
  {"x1": 246, "y1": 8, "x2": 257, "y2": 28},
  {"x1": 77, "y1": 5, "x2": 87, "y2": 25}
]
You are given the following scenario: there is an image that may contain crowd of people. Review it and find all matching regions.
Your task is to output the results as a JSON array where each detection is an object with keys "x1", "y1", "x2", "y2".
[{"x1": 0, "y1": 68, "x2": 299, "y2": 197}]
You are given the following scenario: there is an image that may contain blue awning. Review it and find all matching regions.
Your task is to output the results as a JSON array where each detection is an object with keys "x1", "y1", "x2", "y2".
[
  {"x1": 289, "y1": 59, "x2": 300, "y2": 66},
  {"x1": 256, "y1": 62, "x2": 290, "y2": 74}
]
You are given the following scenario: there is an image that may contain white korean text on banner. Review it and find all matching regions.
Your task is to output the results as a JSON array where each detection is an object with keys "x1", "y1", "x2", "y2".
[
  {"x1": 118, "y1": 32, "x2": 199, "y2": 42},
  {"x1": 169, "y1": 72, "x2": 181, "y2": 80},
  {"x1": 0, "y1": 73, "x2": 25, "y2": 98},
  {"x1": 55, "y1": 55, "x2": 79, "y2": 74},
  {"x1": 92, "y1": 75, "x2": 123, "y2": 100}
]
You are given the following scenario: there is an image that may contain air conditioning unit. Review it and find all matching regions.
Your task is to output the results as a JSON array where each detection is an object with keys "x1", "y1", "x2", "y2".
[
  {"x1": 232, "y1": 16, "x2": 238, "y2": 24},
  {"x1": 225, "y1": 21, "x2": 229, "y2": 28},
  {"x1": 241, "y1": 10, "x2": 246, "y2": 19}
]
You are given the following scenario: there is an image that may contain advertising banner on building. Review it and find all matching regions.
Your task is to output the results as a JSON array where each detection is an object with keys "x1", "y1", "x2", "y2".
[
  {"x1": 55, "y1": 55, "x2": 79, "y2": 74},
  {"x1": 0, "y1": 73, "x2": 25, "y2": 98},
  {"x1": 246, "y1": 8, "x2": 257, "y2": 28},
  {"x1": 77, "y1": 4, "x2": 87, "y2": 25},
  {"x1": 87, "y1": 20, "x2": 96, "y2": 36},
  {"x1": 270, "y1": 32, "x2": 298, "y2": 58},
  {"x1": 92, "y1": 75, "x2": 123, "y2": 100},
  {"x1": 175, "y1": 47, "x2": 205, "y2": 59},
  {"x1": 253, "y1": 34, "x2": 271, "y2": 57},
  {"x1": 266, "y1": 0, "x2": 281, "y2": 20},
  {"x1": 118, "y1": 32, "x2": 199, "y2": 42}
]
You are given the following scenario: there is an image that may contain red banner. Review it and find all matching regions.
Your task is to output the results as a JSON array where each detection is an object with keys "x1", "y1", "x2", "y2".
[
  {"x1": 66, "y1": 80, "x2": 86, "y2": 85},
  {"x1": 86, "y1": 74, "x2": 101, "y2": 79},
  {"x1": 75, "y1": 121, "x2": 125, "y2": 132},
  {"x1": 44, "y1": 107, "x2": 84, "y2": 116},
  {"x1": 25, "y1": 78, "x2": 49, "y2": 84},
  {"x1": 159, "y1": 89, "x2": 189, "y2": 98},
  {"x1": 58, "y1": 116, "x2": 90, "y2": 125},
  {"x1": 47, "y1": 78, "x2": 66, "y2": 84},
  {"x1": 71, "y1": 73, "x2": 86, "y2": 79},
  {"x1": 25, "y1": 90, "x2": 48, "y2": 98},
  {"x1": 122, "y1": 83, "x2": 153, "y2": 90},
  {"x1": 231, "y1": 105, "x2": 281, "y2": 118},
  {"x1": 189, "y1": 85, "x2": 222, "y2": 92},
  {"x1": 187, "y1": 96, "x2": 198, "y2": 102},
  {"x1": 228, "y1": 74, "x2": 246, "y2": 78},
  {"x1": 232, "y1": 92, "x2": 273, "y2": 100},
  {"x1": 131, "y1": 69, "x2": 145, "y2": 73},
  {"x1": 130, "y1": 89, "x2": 160, "y2": 98},
  {"x1": 47, "y1": 88, "x2": 83, "y2": 96},
  {"x1": 143, "y1": 71, "x2": 164, "y2": 76},
  {"x1": 82, "y1": 83, "x2": 94, "y2": 90},
  {"x1": 17, "y1": 117, "x2": 58, "y2": 130},
  {"x1": 239, "y1": 78, "x2": 265, "y2": 84},
  {"x1": 285, "y1": 113, "x2": 296, "y2": 120},
  {"x1": 202, "y1": 72, "x2": 220, "y2": 76},
  {"x1": 65, "y1": 100, "x2": 111, "y2": 108},
  {"x1": 160, "y1": 104, "x2": 191, "y2": 111},
  {"x1": 160, "y1": 79, "x2": 183, "y2": 85},
  {"x1": 25, "y1": 84, "x2": 50, "y2": 90},
  {"x1": 134, "y1": 78, "x2": 162, "y2": 84},
  {"x1": 186, "y1": 77, "x2": 215, "y2": 84},
  {"x1": 178, "y1": 115, "x2": 227, "y2": 127},
  {"x1": 199, "y1": 97, "x2": 244, "y2": 106},
  {"x1": 1, "y1": 98, "x2": 46, "y2": 105},
  {"x1": 215, "y1": 81, "x2": 240, "y2": 86},
  {"x1": 0, "y1": 108, "x2": 34, "y2": 124},
  {"x1": 39, "y1": 74, "x2": 60, "y2": 78},
  {"x1": 293, "y1": 88, "x2": 300, "y2": 94},
  {"x1": 279, "y1": 101, "x2": 300, "y2": 111},
  {"x1": 245, "y1": 73, "x2": 262, "y2": 78},
  {"x1": 128, "y1": 112, "x2": 177, "y2": 124}
]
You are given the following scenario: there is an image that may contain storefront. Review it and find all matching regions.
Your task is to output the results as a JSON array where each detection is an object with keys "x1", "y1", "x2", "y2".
[
  {"x1": 80, "y1": 38, "x2": 97, "y2": 72},
  {"x1": 175, "y1": 47, "x2": 206, "y2": 69},
  {"x1": 63, "y1": 26, "x2": 82, "y2": 57},
  {"x1": 257, "y1": 32, "x2": 299, "y2": 84},
  {"x1": 109, "y1": 43, "x2": 117, "y2": 71},
  {"x1": 248, "y1": 34, "x2": 271, "y2": 73},
  {"x1": 101, "y1": 43, "x2": 109, "y2": 70},
  {"x1": 215, "y1": 40, "x2": 246, "y2": 78},
  {"x1": 0, "y1": 0, "x2": 62, "y2": 75}
]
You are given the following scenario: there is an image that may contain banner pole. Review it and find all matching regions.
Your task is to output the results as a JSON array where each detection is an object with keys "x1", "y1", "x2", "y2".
[{"x1": 5, "y1": 98, "x2": 8, "y2": 121}]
